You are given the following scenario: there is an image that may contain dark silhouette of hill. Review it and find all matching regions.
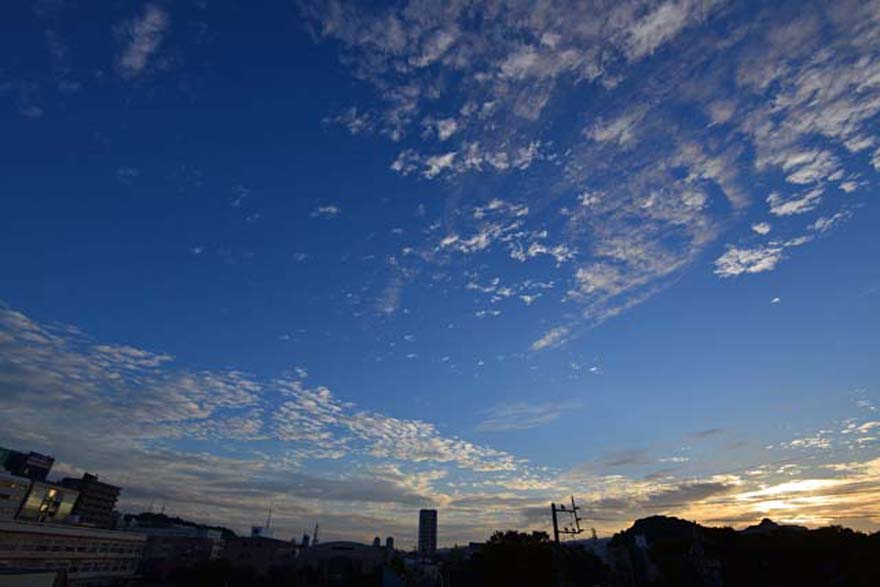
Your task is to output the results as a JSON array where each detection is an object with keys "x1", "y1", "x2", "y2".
[
  {"x1": 608, "y1": 515, "x2": 880, "y2": 586},
  {"x1": 739, "y1": 517, "x2": 807, "y2": 535}
]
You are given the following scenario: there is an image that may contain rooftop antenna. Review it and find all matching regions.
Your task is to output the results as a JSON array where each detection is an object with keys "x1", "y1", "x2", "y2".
[
  {"x1": 265, "y1": 504, "x2": 273, "y2": 529},
  {"x1": 148, "y1": 498, "x2": 155, "y2": 513},
  {"x1": 550, "y1": 495, "x2": 584, "y2": 544},
  {"x1": 313, "y1": 523, "x2": 319, "y2": 545}
]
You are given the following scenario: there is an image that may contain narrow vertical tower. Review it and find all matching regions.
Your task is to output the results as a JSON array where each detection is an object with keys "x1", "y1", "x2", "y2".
[{"x1": 418, "y1": 509, "x2": 438, "y2": 556}]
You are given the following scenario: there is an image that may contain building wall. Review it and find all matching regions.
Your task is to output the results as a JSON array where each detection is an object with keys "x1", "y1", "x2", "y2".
[
  {"x1": 0, "y1": 520, "x2": 145, "y2": 586},
  {"x1": 17, "y1": 482, "x2": 79, "y2": 524},
  {"x1": 60, "y1": 475, "x2": 120, "y2": 529},
  {"x1": 297, "y1": 541, "x2": 389, "y2": 574},
  {"x1": 222, "y1": 536, "x2": 294, "y2": 572},
  {"x1": 0, "y1": 472, "x2": 31, "y2": 521},
  {"x1": 140, "y1": 534, "x2": 222, "y2": 580}
]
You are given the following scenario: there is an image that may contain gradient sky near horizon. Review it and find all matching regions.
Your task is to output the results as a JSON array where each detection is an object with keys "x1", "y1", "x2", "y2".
[{"x1": 2, "y1": 0, "x2": 880, "y2": 547}]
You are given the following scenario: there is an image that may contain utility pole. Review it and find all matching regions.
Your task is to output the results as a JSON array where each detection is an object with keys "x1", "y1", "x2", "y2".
[
  {"x1": 550, "y1": 496, "x2": 584, "y2": 544},
  {"x1": 550, "y1": 496, "x2": 585, "y2": 587}
]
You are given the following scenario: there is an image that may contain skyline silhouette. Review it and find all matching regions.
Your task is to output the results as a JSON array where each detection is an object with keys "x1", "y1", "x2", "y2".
[{"x1": 1, "y1": 0, "x2": 879, "y2": 548}]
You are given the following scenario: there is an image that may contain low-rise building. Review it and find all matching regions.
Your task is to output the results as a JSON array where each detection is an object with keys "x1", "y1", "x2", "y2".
[{"x1": 0, "y1": 519, "x2": 145, "y2": 586}]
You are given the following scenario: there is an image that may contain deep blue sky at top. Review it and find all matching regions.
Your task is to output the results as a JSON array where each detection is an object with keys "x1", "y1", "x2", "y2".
[{"x1": 1, "y1": 0, "x2": 879, "y2": 496}]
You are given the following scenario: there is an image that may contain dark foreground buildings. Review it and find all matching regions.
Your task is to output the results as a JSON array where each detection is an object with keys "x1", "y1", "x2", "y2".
[
  {"x1": 0, "y1": 445, "x2": 142, "y2": 586},
  {"x1": 3, "y1": 441, "x2": 878, "y2": 587},
  {"x1": 0, "y1": 519, "x2": 146, "y2": 585}
]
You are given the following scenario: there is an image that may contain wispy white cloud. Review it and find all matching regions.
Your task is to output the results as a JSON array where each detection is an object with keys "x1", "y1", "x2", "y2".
[
  {"x1": 620, "y1": 0, "x2": 697, "y2": 60},
  {"x1": 323, "y1": 107, "x2": 373, "y2": 134},
  {"x1": 0, "y1": 304, "x2": 517, "y2": 474},
  {"x1": 714, "y1": 245, "x2": 782, "y2": 277},
  {"x1": 422, "y1": 151, "x2": 457, "y2": 179},
  {"x1": 751, "y1": 222, "x2": 772, "y2": 235},
  {"x1": 586, "y1": 107, "x2": 647, "y2": 147},
  {"x1": 714, "y1": 244, "x2": 785, "y2": 277},
  {"x1": 310, "y1": 204, "x2": 341, "y2": 218},
  {"x1": 714, "y1": 236, "x2": 812, "y2": 278},
  {"x1": 766, "y1": 187, "x2": 825, "y2": 216},
  {"x1": 116, "y1": 167, "x2": 141, "y2": 184},
  {"x1": 810, "y1": 210, "x2": 853, "y2": 233},
  {"x1": 19, "y1": 104, "x2": 44, "y2": 119},
  {"x1": 116, "y1": 4, "x2": 169, "y2": 79},
  {"x1": 476, "y1": 400, "x2": 583, "y2": 432},
  {"x1": 531, "y1": 326, "x2": 569, "y2": 351}
]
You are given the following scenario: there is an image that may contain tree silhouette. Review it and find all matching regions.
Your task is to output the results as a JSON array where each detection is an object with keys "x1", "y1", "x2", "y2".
[{"x1": 447, "y1": 529, "x2": 611, "y2": 586}]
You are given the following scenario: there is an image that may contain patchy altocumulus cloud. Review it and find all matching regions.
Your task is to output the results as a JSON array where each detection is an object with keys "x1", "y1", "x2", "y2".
[
  {"x1": 0, "y1": 306, "x2": 516, "y2": 473},
  {"x1": 2, "y1": 304, "x2": 879, "y2": 540},
  {"x1": 306, "y1": 0, "x2": 880, "y2": 349},
  {"x1": 0, "y1": 305, "x2": 523, "y2": 540}
]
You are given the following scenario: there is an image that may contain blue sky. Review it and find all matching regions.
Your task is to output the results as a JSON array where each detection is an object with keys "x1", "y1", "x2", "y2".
[{"x1": 1, "y1": 0, "x2": 880, "y2": 546}]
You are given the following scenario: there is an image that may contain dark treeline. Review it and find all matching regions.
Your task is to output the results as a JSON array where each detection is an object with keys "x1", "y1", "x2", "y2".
[
  {"x1": 443, "y1": 529, "x2": 611, "y2": 586},
  {"x1": 154, "y1": 516, "x2": 880, "y2": 587}
]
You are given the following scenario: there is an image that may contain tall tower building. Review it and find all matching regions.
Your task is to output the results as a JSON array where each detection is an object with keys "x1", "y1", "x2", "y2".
[{"x1": 418, "y1": 509, "x2": 437, "y2": 555}]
